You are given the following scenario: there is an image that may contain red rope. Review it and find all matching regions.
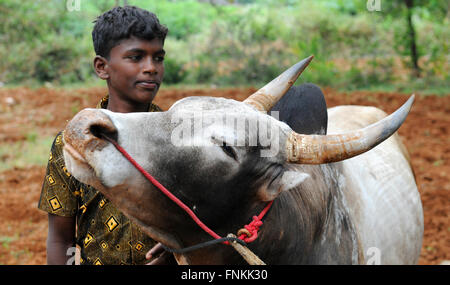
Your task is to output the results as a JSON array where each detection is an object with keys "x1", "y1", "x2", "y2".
[
  {"x1": 103, "y1": 135, "x2": 272, "y2": 244},
  {"x1": 238, "y1": 200, "x2": 273, "y2": 243}
]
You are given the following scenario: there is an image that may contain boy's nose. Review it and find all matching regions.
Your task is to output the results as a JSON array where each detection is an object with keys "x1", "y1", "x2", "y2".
[{"x1": 142, "y1": 58, "x2": 157, "y2": 74}]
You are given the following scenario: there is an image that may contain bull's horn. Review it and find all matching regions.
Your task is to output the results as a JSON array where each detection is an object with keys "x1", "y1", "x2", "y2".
[
  {"x1": 286, "y1": 95, "x2": 415, "y2": 164},
  {"x1": 243, "y1": 56, "x2": 314, "y2": 111}
]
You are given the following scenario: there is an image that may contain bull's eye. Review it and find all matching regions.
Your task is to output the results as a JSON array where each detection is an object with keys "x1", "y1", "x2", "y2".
[{"x1": 221, "y1": 143, "x2": 237, "y2": 161}]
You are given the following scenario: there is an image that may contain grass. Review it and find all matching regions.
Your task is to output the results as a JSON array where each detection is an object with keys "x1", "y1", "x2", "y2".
[
  {"x1": 0, "y1": 135, "x2": 54, "y2": 172},
  {"x1": 0, "y1": 234, "x2": 18, "y2": 249},
  {"x1": 4, "y1": 75, "x2": 449, "y2": 97},
  {"x1": 339, "y1": 81, "x2": 450, "y2": 97},
  {"x1": 2, "y1": 76, "x2": 106, "y2": 90}
]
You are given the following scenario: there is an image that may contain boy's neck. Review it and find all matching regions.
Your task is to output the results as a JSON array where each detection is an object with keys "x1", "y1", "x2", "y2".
[{"x1": 106, "y1": 94, "x2": 150, "y2": 113}]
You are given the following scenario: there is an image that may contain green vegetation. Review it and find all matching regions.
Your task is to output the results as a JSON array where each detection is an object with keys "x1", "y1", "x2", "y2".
[
  {"x1": 0, "y1": 234, "x2": 18, "y2": 249},
  {"x1": 0, "y1": 135, "x2": 54, "y2": 171},
  {"x1": 0, "y1": 0, "x2": 448, "y2": 94}
]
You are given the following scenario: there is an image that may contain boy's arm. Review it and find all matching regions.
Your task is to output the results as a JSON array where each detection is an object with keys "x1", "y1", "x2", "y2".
[
  {"x1": 47, "y1": 214, "x2": 76, "y2": 265},
  {"x1": 38, "y1": 132, "x2": 78, "y2": 264}
]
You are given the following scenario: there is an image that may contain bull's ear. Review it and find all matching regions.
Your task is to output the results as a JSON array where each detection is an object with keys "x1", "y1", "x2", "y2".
[{"x1": 258, "y1": 171, "x2": 309, "y2": 201}]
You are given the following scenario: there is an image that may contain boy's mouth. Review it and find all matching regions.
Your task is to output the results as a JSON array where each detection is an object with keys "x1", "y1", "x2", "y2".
[{"x1": 136, "y1": 80, "x2": 159, "y2": 90}]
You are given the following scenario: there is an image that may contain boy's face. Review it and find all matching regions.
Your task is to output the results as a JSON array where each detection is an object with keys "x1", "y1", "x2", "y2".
[{"x1": 95, "y1": 36, "x2": 165, "y2": 109}]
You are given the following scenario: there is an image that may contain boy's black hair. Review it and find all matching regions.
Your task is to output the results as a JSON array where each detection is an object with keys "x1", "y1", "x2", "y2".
[{"x1": 92, "y1": 6, "x2": 168, "y2": 58}]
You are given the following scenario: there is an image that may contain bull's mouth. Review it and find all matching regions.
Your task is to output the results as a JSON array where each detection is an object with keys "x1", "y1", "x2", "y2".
[
  {"x1": 63, "y1": 141, "x2": 87, "y2": 164},
  {"x1": 62, "y1": 139, "x2": 95, "y2": 179}
]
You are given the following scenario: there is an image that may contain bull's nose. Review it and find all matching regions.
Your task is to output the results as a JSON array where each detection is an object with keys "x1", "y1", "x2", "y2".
[{"x1": 64, "y1": 108, "x2": 118, "y2": 154}]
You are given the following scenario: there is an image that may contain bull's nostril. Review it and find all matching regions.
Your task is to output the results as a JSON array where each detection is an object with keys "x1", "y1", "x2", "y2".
[{"x1": 89, "y1": 124, "x2": 118, "y2": 142}]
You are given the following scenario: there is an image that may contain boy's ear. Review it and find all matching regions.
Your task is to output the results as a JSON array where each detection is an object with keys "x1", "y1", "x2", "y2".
[{"x1": 93, "y1": 55, "x2": 109, "y2": 80}]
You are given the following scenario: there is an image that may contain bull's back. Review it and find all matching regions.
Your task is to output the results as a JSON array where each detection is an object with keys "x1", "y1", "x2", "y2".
[{"x1": 327, "y1": 105, "x2": 423, "y2": 264}]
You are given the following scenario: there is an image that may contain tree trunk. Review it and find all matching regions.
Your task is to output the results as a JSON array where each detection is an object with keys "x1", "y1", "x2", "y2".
[{"x1": 404, "y1": 0, "x2": 420, "y2": 77}]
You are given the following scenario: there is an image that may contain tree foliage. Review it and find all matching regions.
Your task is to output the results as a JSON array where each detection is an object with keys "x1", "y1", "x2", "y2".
[{"x1": 0, "y1": 0, "x2": 448, "y2": 93}]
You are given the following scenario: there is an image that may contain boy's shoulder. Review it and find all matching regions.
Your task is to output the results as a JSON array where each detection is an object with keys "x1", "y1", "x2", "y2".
[
  {"x1": 49, "y1": 131, "x2": 65, "y2": 159},
  {"x1": 149, "y1": 102, "x2": 163, "y2": 112}
]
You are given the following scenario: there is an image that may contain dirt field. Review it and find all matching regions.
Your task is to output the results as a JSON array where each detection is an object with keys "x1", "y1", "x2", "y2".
[{"x1": 0, "y1": 86, "x2": 448, "y2": 265}]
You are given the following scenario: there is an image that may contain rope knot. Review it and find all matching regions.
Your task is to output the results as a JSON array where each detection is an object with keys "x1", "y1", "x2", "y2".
[{"x1": 238, "y1": 215, "x2": 264, "y2": 243}]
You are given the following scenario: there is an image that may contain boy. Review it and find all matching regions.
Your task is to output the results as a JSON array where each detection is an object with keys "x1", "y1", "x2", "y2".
[{"x1": 38, "y1": 6, "x2": 170, "y2": 265}]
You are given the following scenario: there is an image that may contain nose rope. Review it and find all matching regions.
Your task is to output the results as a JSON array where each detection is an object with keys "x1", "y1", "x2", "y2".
[
  {"x1": 237, "y1": 201, "x2": 273, "y2": 243},
  {"x1": 100, "y1": 134, "x2": 273, "y2": 247}
]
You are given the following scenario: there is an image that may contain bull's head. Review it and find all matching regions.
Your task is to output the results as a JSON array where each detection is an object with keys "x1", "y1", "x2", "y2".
[{"x1": 63, "y1": 56, "x2": 414, "y2": 263}]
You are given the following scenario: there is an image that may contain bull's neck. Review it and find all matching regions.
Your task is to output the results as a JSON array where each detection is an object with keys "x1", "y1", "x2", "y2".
[
  {"x1": 172, "y1": 201, "x2": 273, "y2": 264},
  {"x1": 175, "y1": 165, "x2": 362, "y2": 264},
  {"x1": 252, "y1": 170, "x2": 361, "y2": 265},
  {"x1": 174, "y1": 196, "x2": 318, "y2": 264},
  {"x1": 247, "y1": 194, "x2": 328, "y2": 264}
]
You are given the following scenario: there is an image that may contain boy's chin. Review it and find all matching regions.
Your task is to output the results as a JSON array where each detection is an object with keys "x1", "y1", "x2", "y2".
[{"x1": 134, "y1": 87, "x2": 158, "y2": 101}]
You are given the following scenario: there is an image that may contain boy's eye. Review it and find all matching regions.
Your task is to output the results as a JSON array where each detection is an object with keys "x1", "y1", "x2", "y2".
[
  {"x1": 155, "y1": 56, "x2": 165, "y2": 62},
  {"x1": 127, "y1": 55, "x2": 142, "y2": 61}
]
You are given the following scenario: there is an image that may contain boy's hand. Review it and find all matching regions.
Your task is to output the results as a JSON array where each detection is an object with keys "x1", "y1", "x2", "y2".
[{"x1": 145, "y1": 243, "x2": 176, "y2": 265}]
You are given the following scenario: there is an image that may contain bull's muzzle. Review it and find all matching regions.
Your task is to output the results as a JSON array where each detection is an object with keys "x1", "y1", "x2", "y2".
[{"x1": 63, "y1": 109, "x2": 118, "y2": 162}]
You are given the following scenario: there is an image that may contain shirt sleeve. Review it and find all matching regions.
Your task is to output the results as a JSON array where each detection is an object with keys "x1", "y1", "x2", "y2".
[{"x1": 37, "y1": 132, "x2": 79, "y2": 217}]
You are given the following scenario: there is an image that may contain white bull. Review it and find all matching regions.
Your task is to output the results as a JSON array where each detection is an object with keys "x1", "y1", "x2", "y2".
[
  {"x1": 63, "y1": 57, "x2": 423, "y2": 264},
  {"x1": 326, "y1": 105, "x2": 423, "y2": 264}
]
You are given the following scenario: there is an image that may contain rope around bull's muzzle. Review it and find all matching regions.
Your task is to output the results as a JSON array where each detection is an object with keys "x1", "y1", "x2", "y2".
[{"x1": 100, "y1": 134, "x2": 271, "y2": 265}]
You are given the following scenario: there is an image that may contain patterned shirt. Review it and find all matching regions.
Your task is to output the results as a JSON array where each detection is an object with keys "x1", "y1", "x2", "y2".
[{"x1": 38, "y1": 96, "x2": 162, "y2": 265}]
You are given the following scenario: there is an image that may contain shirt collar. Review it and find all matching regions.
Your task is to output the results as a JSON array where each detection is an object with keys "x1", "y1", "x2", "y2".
[{"x1": 96, "y1": 94, "x2": 162, "y2": 112}]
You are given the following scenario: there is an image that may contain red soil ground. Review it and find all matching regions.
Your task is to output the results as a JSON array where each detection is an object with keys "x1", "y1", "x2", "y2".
[{"x1": 0, "y1": 86, "x2": 448, "y2": 265}]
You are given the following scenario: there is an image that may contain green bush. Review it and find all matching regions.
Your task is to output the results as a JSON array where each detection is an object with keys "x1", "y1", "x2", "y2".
[
  {"x1": 0, "y1": 0, "x2": 93, "y2": 85},
  {"x1": 163, "y1": 57, "x2": 187, "y2": 84},
  {"x1": 0, "y1": 0, "x2": 447, "y2": 94}
]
